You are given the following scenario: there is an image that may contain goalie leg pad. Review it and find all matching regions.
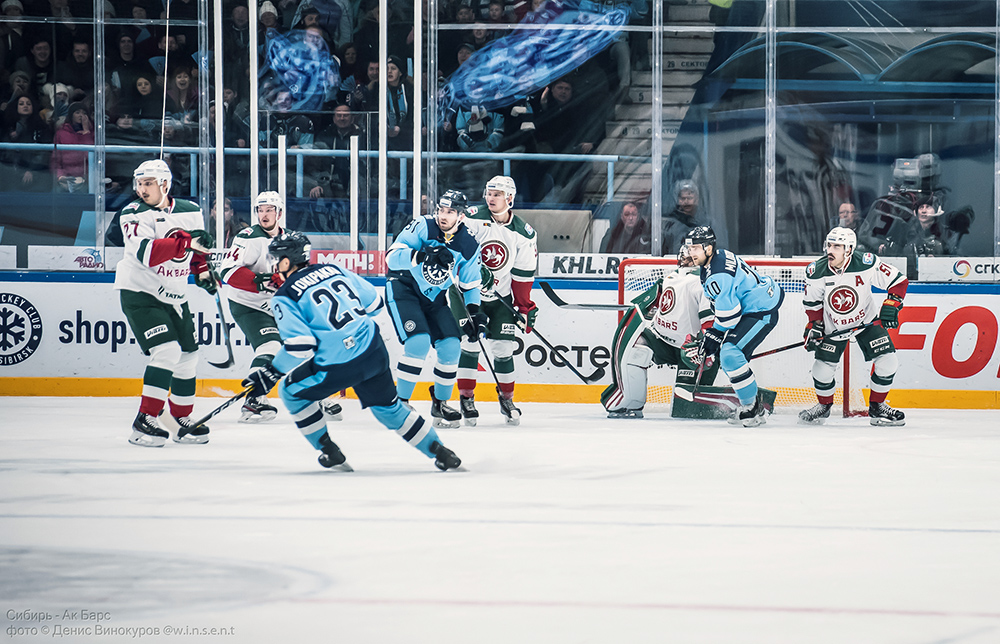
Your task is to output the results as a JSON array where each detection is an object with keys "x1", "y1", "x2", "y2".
[
  {"x1": 615, "y1": 343, "x2": 653, "y2": 412},
  {"x1": 602, "y1": 319, "x2": 651, "y2": 412}
]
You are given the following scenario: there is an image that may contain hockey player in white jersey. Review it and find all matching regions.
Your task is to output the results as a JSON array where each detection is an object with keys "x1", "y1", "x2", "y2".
[
  {"x1": 220, "y1": 191, "x2": 343, "y2": 423},
  {"x1": 799, "y1": 227, "x2": 908, "y2": 426},
  {"x1": 451, "y1": 175, "x2": 538, "y2": 426},
  {"x1": 241, "y1": 232, "x2": 462, "y2": 471},
  {"x1": 385, "y1": 190, "x2": 485, "y2": 428},
  {"x1": 601, "y1": 246, "x2": 719, "y2": 418},
  {"x1": 114, "y1": 159, "x2": 215, "y2": 447}
]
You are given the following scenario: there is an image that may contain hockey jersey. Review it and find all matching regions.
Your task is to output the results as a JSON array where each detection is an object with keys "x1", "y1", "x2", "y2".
[
  {"x1": 701, "y1": 249, "x2": 782, "y2": 332},
  {"x1": 269, "y1": 263, "x2": 385, "y2": 373},
  {"x1": 385, "y1": 215, "x2": 482, "y2": 306},
  {"x1": 219, "y1": 224, "x2": 282, "y2": 313},
  {"x1": 464, "y1": 205, "x2": 537, "y2": 308},
  {"x1": 113, "y1": 197, "x2": 205, "y2": 304},
  {"x1": 804, "y1": 252, "x2": 907, "y2": 332},
  {"x1": 631, "y1": 270, "x2": 713, "y2": 347}
]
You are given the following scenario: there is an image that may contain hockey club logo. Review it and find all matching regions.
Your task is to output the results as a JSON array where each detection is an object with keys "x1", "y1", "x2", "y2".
[
  {"x1": 404, "y1": 320, "x2": 417, "y2": 333},
  {"x1": 828, "y1": 286, "x2": 859, "y2": 314},
  {"x1": 480, "y1": 241, "x2": 510, "y2": 271},
  {"x1": 421, "y1": 259, "x2": 452, "y2": 287},
  {"x1": 166, "y1": 227, "x2": 192, "y2": 262},
  {"x1": 658, "y1": 287, "x2": 676, "y2": 314},
  {"x1": 0, "y1": 293, "x2": 43, "y2": 366}
]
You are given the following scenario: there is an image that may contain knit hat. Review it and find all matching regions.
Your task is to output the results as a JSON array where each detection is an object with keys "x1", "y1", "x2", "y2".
[
  {"x1": 260, "y1": 1, "x2": 277, "y2": 16},
  {"x1": 1, "y1": 0, "x2": 24, "y2": 13},
  {"x1": 386, "y1": 54, "x2": 404, "y2": 73},
  {"x1": 8, "y1": 70, "x2": 29, "y2": 88},
  {"x1": 67, "y1": 101, "x2": 87, "y2": 116},
  {"x1": 103, "y1": 0, "x2": 115, "y2": 16}
]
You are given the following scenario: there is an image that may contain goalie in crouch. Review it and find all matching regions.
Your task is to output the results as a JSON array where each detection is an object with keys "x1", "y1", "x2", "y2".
[
  {"x1": 601, "y1": 246, "x2": 720, "y2": 419},
  {"x1": 799, "y1": 227, "x2": 908, "y2": 426}
]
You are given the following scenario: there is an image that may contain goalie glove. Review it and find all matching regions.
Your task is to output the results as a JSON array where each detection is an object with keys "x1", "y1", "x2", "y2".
[
  {"x1": 879, "y1": 294, "x2": 903, "y2": 330},
  {"x1": 803, "y1": 319, "x2": 825, "y2": 352},
  {"x1": 462, "y1": 303, "x2": 489, "y2": 342},
  {"x1": 693, "y1": 327, "x2": 724, "y2": 365},
  {"x1": 242, "y1": 363, "x2": 284, "y2": 398},
  {"x1": 189, "y1": 254, "x2": 217, "y2": 295}
]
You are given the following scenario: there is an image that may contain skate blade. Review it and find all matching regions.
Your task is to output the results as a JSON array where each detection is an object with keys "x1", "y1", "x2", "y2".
[
  {"x1": 797, "y1": 416, "x2": 827, "y2": 426},
  {"x1": 324, "y1": 412, "x2": 343, "y2": 422},
  {"x1": 240, "y1": 410, "x2": 276, "y2": 423},
  {"x1": 173, "y1": 434, "x2": 210, "y2": 444},
  {"x1": 325, "y1": 462, "x2": 354, "y2": 472},
  {"x1": 504, "y1": 415, "x2": 521, "y2": 426},
  {"x1": 870, "y1": 418, "x2": 905, "y2": 427},
  {"x1": 433, "y1": 418, "x2": 461, "y2": 429},
  {"x1": 741, "y1": 416, "x2": 767, "y2": 428},
  {"x1": 128, "y1": 431, "x2": 166, "y2": 447},
  {"x1": 463, "y1": 417, "x2": 478, "y2": 427}
]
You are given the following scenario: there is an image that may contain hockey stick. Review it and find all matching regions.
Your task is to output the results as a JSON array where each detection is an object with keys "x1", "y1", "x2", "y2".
[
  {"x1": 207, "y1": 288, "x2": 236, "y2": 369},
  {"x1": 749, "y1": 323, "x2": 876, "y2": 361},
  {"x1": 496, "y1": 296, "x2": 605, "y2": 384},
  {"x1": 190, "y1": 385, "x2": 252, "y2": 429},
  {"x1": 539, "y1": 281, "x2": 631, "y2": 311}
]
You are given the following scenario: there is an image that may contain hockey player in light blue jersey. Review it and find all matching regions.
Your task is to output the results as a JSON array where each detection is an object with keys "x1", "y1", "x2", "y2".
[
  {"x1": 242, "y1": 232, "x2": 462, "y2": 471},
  {"x1": 684, "y1": 226, "x2": 784, "y2": 427},
  {"x1": 384, "y1": 190, "x2": 487, "y2": 428}
]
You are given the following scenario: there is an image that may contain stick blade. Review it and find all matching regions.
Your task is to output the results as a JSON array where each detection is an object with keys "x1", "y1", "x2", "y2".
[
  {"x1": 208, "y1": 356, "x2": 236, "y2": 369},
  {"x1": 583, "y1": 367, "x2": 606, "y2": 384}
]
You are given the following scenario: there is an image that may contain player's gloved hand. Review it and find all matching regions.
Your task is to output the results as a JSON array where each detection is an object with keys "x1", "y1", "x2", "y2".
[
  {"x1": 190, "y1": 254, "x2": 217, "y2": 295},
  {"x1": 879, "y1": 294, "x2": 903, "y2": 329},
  {"x1": 803, "y1": 319, "x2": 825, "y2": 352},
  {"x1": 242, "y1": 363, "x2": 284, "y2": 397},
  {"x1": 253, "y1": 272, "x2": 277, "y2": 293},
  {"x1": 419, "y1": 245, "x2": 454, "y2": 273},
  {"x1": 185, "y1": 229, "x2": 215, "y2": 253},
  {"x1": 682, "y1": 333, "x2": 714, "y2": 369},
  {"x1": 462, "y1": 303, "x2": 489, "y2": 342},
  {"x1": 270, "y1": 271, "x2": 285, "y2": 289},
  {"x1": 515, "y1": 302, "x2": 538, "y2": 334},
  {"x1": 695, "y1": 327, "x2": 724, "y2": 365},
  {"x1": 480, "y1": 264, "x2": 494, "y2": 291}
]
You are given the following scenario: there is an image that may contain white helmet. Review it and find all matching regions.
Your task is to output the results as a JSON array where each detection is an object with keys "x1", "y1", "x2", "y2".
[
  {"x1": 255, "y1": 190, "x2": 285, "y2": 228},
  {"x1": 825, "y1": 226, "x2": 857, "y2": 257},
  {"x1": 483, "y1": 175, "x2": 517, "y2": 206},
  {"x1": 133, "y1": 159, "x2": 172, "y2": 195},
  {"x1": 676, "y1": 243, "x2": 698, "y2": 275}
]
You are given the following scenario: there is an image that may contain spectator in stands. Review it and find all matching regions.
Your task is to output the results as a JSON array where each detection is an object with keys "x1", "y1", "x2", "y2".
[
  {"x1": 260, "y1": 90, "x2": 323, "y2": 196},
  {"x1": 14, "y1": 37, "x2": 55, "y2": 92},
  {"x1": 1, "y1": 92, "x2": 52, "y2": 191},
  {"x1": 832, "y1": 200, "x2": 861, "y2": 232},
  {"x1": 166, "y1": 66, "x2": 197, "y2": 120},
  {"x1": 314, "y1": 101, "x2": 367, "y2": 198},
  {"x1": 259, "y1": 1, "x2": 281, "y2": 33},
  {"x1": 1, "y1": 70, "x2": 31, "y2": 112},
  {"x1": 223, "y1": 4, "x2": 252, "y2": 67},
  {"x1": 50, "y1": 100, "x2": 93, "y2": 192},
  {"x1": 41, "y1": 81, "x2": 71, "y2": 126},
  {"x1": 343, "y1": 58, "x2": 377, "y2": 111},
  {"x1": 903, "y1": 196, "x2": 952, "y2": 258},
  {"x1": 601, "y1": 201, "x2": 651, "y2": 254},
  {"x1": 383, "y1": 54, "x2": 412, "y2": 150},
  {"x1": 336, "y1": 42, "x2": 360, "y2": 88},
  {"x1": 662, "y1": 180, "x2": 707, "y2": 254},
  {"x1": 110, "y1": 72, "x2": 163, "y2": 144},
  {"x1": 55, "y1": 38, "x2": 93, "y2": 92},
  {"x1": 39, "y1": 0, "x2": 82, "y2": 60},
  {"x1": 0, "y1": 0, "x2": 27, "y2": 77},
  {"x1": 209, "y1": 197, "x2": 249, "y2": 247},
  {"x1": 534, "y1": 75, "x2": 604, "y2": 202},
  {"x1": 109, "y1": 31, "x2": 147, "y2": 92},
  {"x1": 456, "y1": 104, "x2": 504, "y2": 152}
]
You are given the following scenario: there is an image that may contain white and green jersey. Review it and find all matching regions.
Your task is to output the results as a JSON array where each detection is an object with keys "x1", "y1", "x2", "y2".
[
  {"x1": 464, "y1": 205, "x2": 537, "y2": 301},
  {"x1": 631, "y1": 270, "x2": 713, "y2": 347},
  {"x1": 804, "y1": 251, "x2": 906, "y2": 332},
  {"x1": 113, "y1": 197, "x2": 205, "y2": 304},
  {"x1": 219, "y1": 224, "x2": 281, "y2": 313}
]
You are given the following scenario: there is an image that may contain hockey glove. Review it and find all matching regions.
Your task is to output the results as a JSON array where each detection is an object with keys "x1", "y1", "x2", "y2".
[
  {"x1": 184, "y1": 229, "x2": 215, "y2": 253},
  {"x1": 462, "y1": 303, "x2": 489, "y2": 342},
  {"x1": 695, "y1": 327, "x2": 725, "y2": 365},
  {"x1": 480, "y1": 264, "x2": 495, "y2": 291},
  {"x1": 682, "y1": 333, "x2": 714, "y2": 369},
  {"x1": 242, "y1": 363, "x2": 284, "y2": 397},
  {"x1": 879, "y1": 294, "x2": 903, "y2": 330},
  {"x1": 253, "y1": 272, "x2": 278, "y2": 293},
  {"x1": 803, "y1": 319, "x2": 825, "y2": 352},
  {"x1": 190, "y1": 254, "x2": 217, "y2": 295},
  {"x1": 515, "y1": 302, "x2": 538, "y2": 334},
  {"x1": 419, "y1": 245, "x2": 454, "y2": 274}
]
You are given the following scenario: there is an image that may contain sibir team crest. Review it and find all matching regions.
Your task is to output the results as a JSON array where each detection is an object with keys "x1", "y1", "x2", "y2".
[{"x1": 0, "y1": 293, "x2": 42, "y2": 366}]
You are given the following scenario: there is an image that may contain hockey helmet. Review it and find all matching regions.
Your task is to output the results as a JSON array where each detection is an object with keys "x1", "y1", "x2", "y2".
[
  {"x1": 483, "y1": 175, "x2": 517, "y2": 206},
  {"x1": 438, "y1": 189, "x2": 468, "y2": 215},
  {"x1": 268, "y1": 231, "x2": 312, "y2": 269},
  {"x1": 255, "y1": 190, "x2": 285, "y2": 226},
  {"x1": 683, "y1": 226, "x2": 716, "y2": 249},
  {"x1": 677, "y1": 244, "x2": 697, "y2": 273},
  {"x1": 133, "y1": 158, "x2": 172, "y2": 195},
  {"x1": 825, "y1": 227, "x2": 857, "y2": 266}
]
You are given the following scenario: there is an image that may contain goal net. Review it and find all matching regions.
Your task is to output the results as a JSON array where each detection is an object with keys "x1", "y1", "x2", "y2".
[{"x1": 618, "y1": 258, "x2": 869, "y2": 416}]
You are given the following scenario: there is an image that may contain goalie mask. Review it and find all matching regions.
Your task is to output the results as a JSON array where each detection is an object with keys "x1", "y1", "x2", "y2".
[
  {"x1": 483, "y1": 175, "x2": 517, "y2": 209},
  {"x1": 676, "y1": 244, "x2": 697, "y2": 274},
  {"x1": 255, "y1": 191, "x2": 285, "y2": 230},
  {"x1": 133, "y1": 158, "x2": 172, "y2": 195}
]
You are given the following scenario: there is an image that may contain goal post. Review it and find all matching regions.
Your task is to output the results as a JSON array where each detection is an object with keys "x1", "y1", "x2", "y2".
[{"x1": 617, "y1": 257, "x2": 869, "y2": 417}]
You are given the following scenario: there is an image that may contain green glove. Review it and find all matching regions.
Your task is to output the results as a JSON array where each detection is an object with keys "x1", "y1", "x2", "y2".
[
  {"x1": 480, "y1": 264, "x2": 495, "y2": 290},
  {"x1": 185, "y1": 229, "x2": 215, "y2": 253},
  {"x1": 253, "y1": 272, "x2": 276, "y2": 293},
  {"x1": 879, "y1": 295, "x2": 903, "y2": 330},
  {"x1": 195, "y1": 272, "x2": 217, "y2": 295}
]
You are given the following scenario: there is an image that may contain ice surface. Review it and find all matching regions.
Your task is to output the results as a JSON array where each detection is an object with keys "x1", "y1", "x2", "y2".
[{"x1": 2, "y1": 397, "x2": 999, "y2": 643}]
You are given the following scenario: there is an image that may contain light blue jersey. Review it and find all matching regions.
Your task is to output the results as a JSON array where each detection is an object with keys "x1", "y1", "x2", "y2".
[
  {"x1": 701, "y1": 249, "x2": 781, "y2": 332},
  {"x1": 270, "y1": 263, "x2": 385, "y2": 373},
  {"x1": 386, "y1": 216, "x2": 482, "y2": 307}
]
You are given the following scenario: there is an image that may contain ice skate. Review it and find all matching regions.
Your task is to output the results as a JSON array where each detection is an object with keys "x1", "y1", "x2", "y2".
[
  {"x1": 129, "y1": 412, "x2": 168, "y2": 447},
  {"x1": 320, "y1": 399, "x2": 343, "y2": 421},
  {"x1": 608, "y1": 408, "x2": 644, "y2": 419},
  {"x1": 869, "y1": 401, "x2": 905, "y2": 427},
  {"x1": 239, "y1": 395, "x2": 278, "y2": 423},
  {"x1": 459, "y1": 395, "x2": 479, "y2": 427},
  {"x1": 430, "y1": 441, "x2": 462, "y2": 471},
  {"x1": 498, "y1": 392, "x2": 521, "y2": 426},
  {"x1": 799, "y1": 402, "x2": 833, "y2": 425},
  {"x1": 161, "y1": 414, "x2": 210, "y2": 444},
  {"x1": 737, "y1": 393, "x2": 768, "y2": 427},
  {"x1": 430, "y1": 386, "x2": 461, "y2": 429},
  {"x1": 318, "y1": 434, "x2": 353, "y2": 471}
]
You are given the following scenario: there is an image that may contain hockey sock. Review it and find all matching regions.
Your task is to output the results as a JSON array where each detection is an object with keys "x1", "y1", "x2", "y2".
[
  {"x1": 727, "y1": 362, "x2": 758, "y2": 406},
  {"x1": 432, "y1": 336, "x2": 460, "y2": 401},
  {"x1": 495, "y1": 356, "x2": 515, "y2": 398},
  {"x1": 251, "y1": 340, "x2": 280, "y2": 369},
  {"x1": 396, "y1": 334, "x2": 431, "y2": 401},
  {"x1": 371, "y1": 402, "x2": 436, "y2": 457},
  {"x1": 812, "y1": 359, "x2": 837, "y2": 405},
  {"x1": 457, "y1": 345, "x2": 480, "y2": 396},
  {"x1": 287, "y1": 400, "x2": 326, "y2": 448},
  {"x1": 167, "y1": 350, "x2": 198, "y2": 418},
  {"x1": 140, "y1": 342, "x2": 182, "y2": 416},
  {"x1": 869, "y1": 353, "x2": 897, "y2": 404}
]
